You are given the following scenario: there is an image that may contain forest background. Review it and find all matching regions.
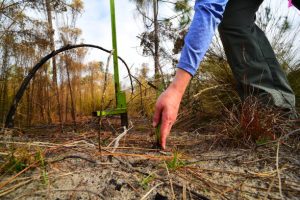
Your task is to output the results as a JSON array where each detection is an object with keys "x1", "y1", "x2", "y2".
[{"x1": 0, "y1": 0, "x2": 299, "y2": 131}]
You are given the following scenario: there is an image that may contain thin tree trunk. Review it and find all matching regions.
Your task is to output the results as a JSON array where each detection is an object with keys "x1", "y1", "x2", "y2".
[
  {"x1": 28, "y1": 77, "x2": 35, "y2": 126},
  {"x1": 1, "y1": 78, "x2": 8, "y2": 124},
  {"x1": 79, "y1": 83, "x2": 82, "y2": 115},
  {"x1": 26, "y1": 83, "x2": 31, "y2": 126},
  {"x1": 153, "y1": 0, "x2": 159, "y2": 78},
  {"x1": 45, "y1": 69, "x2": 52, "y2": 124},
  {"x1": 152, "y1": 0, "x2": 166, "y2": 90},
  {"x1": 0, "y1": 42, "x2": 9, "y2": 124},
  {"x1": 60, "y1": 65, "x2": 65, "y2": 123},
  {"x1": 37, "y1": 73, "x2": 45, "y2": 122},
  {"x1": 65, "y1": 57, "x2": 77, "y2": 131},
  {"x1": 65, "y1": 92, "x2": 68, "y2": 122},
  {"x1": 90, "y1": 69, "x2": 95, "y2": 111},
  {"x1": 26, "y1": 81, "x2": 34, "y2": 126},
  {"x1": 45, "y1": 0, "x2": 63, "y2": 130}
]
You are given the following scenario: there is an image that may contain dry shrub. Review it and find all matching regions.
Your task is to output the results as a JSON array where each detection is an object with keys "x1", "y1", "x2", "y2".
[
  {"x1": 288, "y1": 69, "x2": 300, "y2": 110},
  {"x1": 174, "y1": 58, "x2": 239, "y2": 130},
  {"x1": 127, "y1": 81, "x2": 157, "y2": 119},
  {"x1": 0, "y1": 146, "x2": 35, "y2": 175},
  {"x1": 220, "y1": 96, "x2": 292, "y2": 147}
]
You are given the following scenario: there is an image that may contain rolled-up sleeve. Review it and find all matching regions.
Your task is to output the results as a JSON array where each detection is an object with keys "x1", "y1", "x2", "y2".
[{"x1": 177, "y1": 0, "x2": 228, "y2": 76}]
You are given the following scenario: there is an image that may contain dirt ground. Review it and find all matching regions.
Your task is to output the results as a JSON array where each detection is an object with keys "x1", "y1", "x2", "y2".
[{"x1": 0, "y1": 117, "x2": 300, "y2": 200}]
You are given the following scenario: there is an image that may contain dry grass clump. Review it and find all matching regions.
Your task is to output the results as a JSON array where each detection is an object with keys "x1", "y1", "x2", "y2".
[
  {"x1": 288, "y1": 68, "x2": 300, "y2": 110},
  {"x1": 220, "y1": 96, "x2": 293, "y2": 147},
  {"x1": 0, "y1": 146, "x2": 36, "y2": 175}
]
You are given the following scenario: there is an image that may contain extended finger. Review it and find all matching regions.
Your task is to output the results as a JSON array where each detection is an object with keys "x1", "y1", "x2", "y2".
[{"x1": 160, "y1": 118, "x2": 173, "y2": 150}]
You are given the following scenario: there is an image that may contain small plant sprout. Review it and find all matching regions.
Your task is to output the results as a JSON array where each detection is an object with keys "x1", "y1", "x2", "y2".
[
  {"x1": 166, "y1": 151, "x2": 186, "y2": 170},
  {"x1": 140, "y1": 173, "x2": 156, "y2": 190},
  {"x1": 35, "y1": 150, "x2": 48, "y2": 185}
]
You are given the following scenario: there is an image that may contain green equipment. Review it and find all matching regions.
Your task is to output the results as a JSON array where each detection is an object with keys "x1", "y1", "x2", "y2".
[{"x1": 92, "y1": 0, "x2": 128, "y2": 127}]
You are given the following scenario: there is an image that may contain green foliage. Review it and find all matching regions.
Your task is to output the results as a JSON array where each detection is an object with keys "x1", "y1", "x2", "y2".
[
  {"x1": 166, "y1": 151, "x2": 186, "y2": 170},
  {"x1": 139, "y1": 173, "x2": 156, "y2": 190},
  {"x1": 174, "y1": 0, "x2": 192, "y2": 28},
  {"x1": 1, "y1": 146, "x2": 33, "y2": 175},
  {"x1": 0, "y1": 146, "x2": 50, "y2": 186},
  {"x1": 35, "y1": 150, "x2": 48, "y2": 185},
  {"x1": 4, "y1": 156, "x2": 27, "y2": 173},
  {"x1": 255, "y1": 138, "x2": 269, "y2": 146}
]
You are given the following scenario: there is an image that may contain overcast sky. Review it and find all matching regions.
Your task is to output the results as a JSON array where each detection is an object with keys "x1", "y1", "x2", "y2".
[{"x1": 76, "y1": 0, "x2": 155, "y2": 87}]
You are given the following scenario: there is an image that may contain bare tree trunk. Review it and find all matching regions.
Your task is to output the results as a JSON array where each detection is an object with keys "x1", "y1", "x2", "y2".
[
  {"x1": 90, "y1": 69, "x2": 95, "y2": 111},
  {"x1": 0, "y1": 78, "x2": 8, "y2": 124},
  {"x1": 65, "y1": 57, "x2": 77, "y2": 131},
  {"x1": 79, "y1": 83, "x2": 82, "y2": 115},
  {"x1": 152, "y1": 0, "x2": 166, "y2": 90},
  {"x1": 26, "y1": 82, "x2": 33, "y2": 126},
  {"x1": 28, "y1": 77, "x2": 35, "y2": 126},
  {"x1": 59, "y1": 65, "x2": 65, "y2": 123},
  {"x1": 45, "y1": 0, "x2": 63, "y2": 129},
  {"x1": 37, "y1": 73, "x2": 45, "y2": 122},
  {"x1": 0, "y1": 42, "x2": 9, "y2": 124},
  {"x1": 45, "y1": 69, "x2": 52, "y2": 124},
  {"x1": 26, "y1": 84, "x2": 30, "y2": 126},
  {"x1": 65, "y1": 92, "x2": 68, "y2": 122},
  {"x1": 153, "y1": 0, "x2": 159, "y2": 78}
]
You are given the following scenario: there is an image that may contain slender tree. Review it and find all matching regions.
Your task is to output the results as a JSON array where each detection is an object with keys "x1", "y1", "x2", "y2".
[{"x1": 44, "y1": 0, "x2": 63, "y2": 127}]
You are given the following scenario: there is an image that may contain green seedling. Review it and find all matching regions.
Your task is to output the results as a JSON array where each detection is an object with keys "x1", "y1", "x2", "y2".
[
  {"x1": 3, "y1": 155, "x2": 27, "y2": 174},
  {"x1": 140, "y1": 173, "x2": 156, "y2": 190},
  {"x1": 255, "y1": 137, "x2": 269, "y2": 145},
  {"x1": 101, "y1": 137, "x2": 110, "y2": 146},
  {"x1": 35, "y1": 150, "x2": 48, "y2": 185},
  {"x1": 1, "y1": 146, "x2": 32, "y2": 175},
  {"x1": 166, "y1": 151, "x2": 186, "y2": 170}
]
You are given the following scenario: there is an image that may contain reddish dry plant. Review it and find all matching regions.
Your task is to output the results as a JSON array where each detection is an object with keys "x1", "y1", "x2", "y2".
[{"x1": 221, "y1": 96, "x2": 291, "y2": 147}]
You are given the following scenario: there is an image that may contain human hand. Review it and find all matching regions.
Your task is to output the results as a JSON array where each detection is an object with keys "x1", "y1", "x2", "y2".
[{"x1": 152, "y1": 86, "x2": 182, "y2": 149}]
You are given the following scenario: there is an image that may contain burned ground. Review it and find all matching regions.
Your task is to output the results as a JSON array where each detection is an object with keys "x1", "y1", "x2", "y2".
[{"x1": 0, "y1": 117, "x2": 299, "y2": 200}]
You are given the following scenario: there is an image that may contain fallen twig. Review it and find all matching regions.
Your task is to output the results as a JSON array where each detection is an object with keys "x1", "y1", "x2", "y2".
[
  {"x1": 164, "y1": 161, "x2": 175, "y2": 199},
  {"x1": 107, "y1": 125, "x2": 132, "y2": 153},
  {"x1": 48, "y1": 155, "x2": 96, "y2": 164},
  {"x1": 263, "y1": 176, "x2": 276, "y2": 200},
  {"x1": 0, "y1": 179, "x2": 32, "y2": 197},
  {"x1": 276, "y1": 141, "x2": 284, "y2": 199},
  {"x1": 0, "y1": 161, "x2": 38, "y2": 190},
  {"x1": 95, "y1": 151, "x2": 173, "y2": 161},
  {"x1": 140, "y1": 182, "x2": 163, "y2": 200}
]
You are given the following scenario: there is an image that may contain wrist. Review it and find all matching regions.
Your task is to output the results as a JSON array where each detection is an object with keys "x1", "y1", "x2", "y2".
[{"x1": 169, "y1": 68, "x2": 192, "y2": 96}]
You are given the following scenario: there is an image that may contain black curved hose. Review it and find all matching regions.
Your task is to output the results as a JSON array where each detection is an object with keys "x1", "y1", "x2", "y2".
[{"x1": 5, "y1": 44, "x2": 135, "y2": 128}]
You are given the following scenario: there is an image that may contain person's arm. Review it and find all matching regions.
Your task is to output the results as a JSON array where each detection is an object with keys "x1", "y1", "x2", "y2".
[
  {"x1": 153, "y1": 0, "x2": 228, "y2": 150},
  {"x1": 153, "y1": 69, "x2": 191, "y2": 149},
  {"x1": 178, "y1": 0, "x2": 228, "y2": 76}
]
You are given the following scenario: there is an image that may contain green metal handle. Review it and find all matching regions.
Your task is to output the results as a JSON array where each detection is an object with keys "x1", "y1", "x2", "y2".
[{"x1": 110, "y1": 0, "x2": 120, "y2": 95}]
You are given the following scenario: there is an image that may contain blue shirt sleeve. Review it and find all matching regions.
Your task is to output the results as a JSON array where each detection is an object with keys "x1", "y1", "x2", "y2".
[{"x1": 177, "y1": 0, "x2": 228, "y2": 76}]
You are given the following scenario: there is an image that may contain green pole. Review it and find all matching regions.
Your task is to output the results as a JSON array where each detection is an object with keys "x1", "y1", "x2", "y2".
[{"x1": 110, "y1": 0, "x2": 120, "y2": 96}]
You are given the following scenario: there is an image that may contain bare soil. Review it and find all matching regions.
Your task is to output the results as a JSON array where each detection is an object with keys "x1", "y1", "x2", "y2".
[{"x1": 0, "y1": 117, "x2": 299, "y2": 200}]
